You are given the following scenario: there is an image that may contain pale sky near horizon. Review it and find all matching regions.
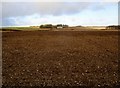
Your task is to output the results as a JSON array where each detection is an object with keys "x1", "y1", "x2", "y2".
[{"x1": 1, "y1": 1, "x2": 118, "y2": 27}]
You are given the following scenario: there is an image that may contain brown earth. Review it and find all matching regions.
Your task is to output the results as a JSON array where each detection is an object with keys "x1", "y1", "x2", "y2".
[{"x1": 2, "y1": 30, "x2": 120, "y2": 87}]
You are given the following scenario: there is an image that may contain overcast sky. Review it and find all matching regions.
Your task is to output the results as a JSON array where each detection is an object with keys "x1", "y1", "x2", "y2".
[{"x1": 1, "y1": 1, "x2": 118, "y2": 27}]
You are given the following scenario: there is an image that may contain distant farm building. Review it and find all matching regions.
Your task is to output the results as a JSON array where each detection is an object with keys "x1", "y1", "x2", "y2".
[
  {"x1": 56, "y1": 24, "x2": 63, "y2": 29},
  {"x1": 106, "y1": 25, "x2": 120, "y2": 30},
  {"x1": 56, "y1": 24, "x2": 68, "y2": 29}
]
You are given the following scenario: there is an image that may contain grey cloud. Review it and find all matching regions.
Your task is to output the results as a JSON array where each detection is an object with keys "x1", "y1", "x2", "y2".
[
  {"x1": 2, "y1": 18, "x2": 15, "y2": 26},
  {"x1": 2, "y1": 2, "x2": 91, "y2": 18},
  {"x1": 0, "y1": 2, "x2": 2, "y2": 26}
]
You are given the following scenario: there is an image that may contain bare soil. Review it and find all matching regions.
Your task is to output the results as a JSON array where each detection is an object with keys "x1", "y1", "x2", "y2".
[{"x1": 2, "y1": 30, "x2": 120, "y2": 87}]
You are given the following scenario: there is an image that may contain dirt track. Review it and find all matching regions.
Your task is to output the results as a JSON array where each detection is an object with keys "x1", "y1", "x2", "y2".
[{"x1": 2, "y1": 30, "x2": 120, "y2": 87}]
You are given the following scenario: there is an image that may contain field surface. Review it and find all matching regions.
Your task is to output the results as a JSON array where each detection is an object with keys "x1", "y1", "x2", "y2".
[{"x1": 2, "y1": 30, "x2": 119, "y2": 87}]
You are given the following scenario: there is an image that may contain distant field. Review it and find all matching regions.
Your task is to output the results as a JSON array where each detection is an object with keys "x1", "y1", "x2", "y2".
[
  {"x1": 2, "y1": 31, "x2": 119, "y2": 87},
  {"x1": 1, "y1": 27, "x2": 40, "y2": 31},
  {"x1": 86, "y1": 26, "x2": 106, "y2": 29},
  {"x1": 1, "y1": 26, "x2": 119, "y2": 32}
]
